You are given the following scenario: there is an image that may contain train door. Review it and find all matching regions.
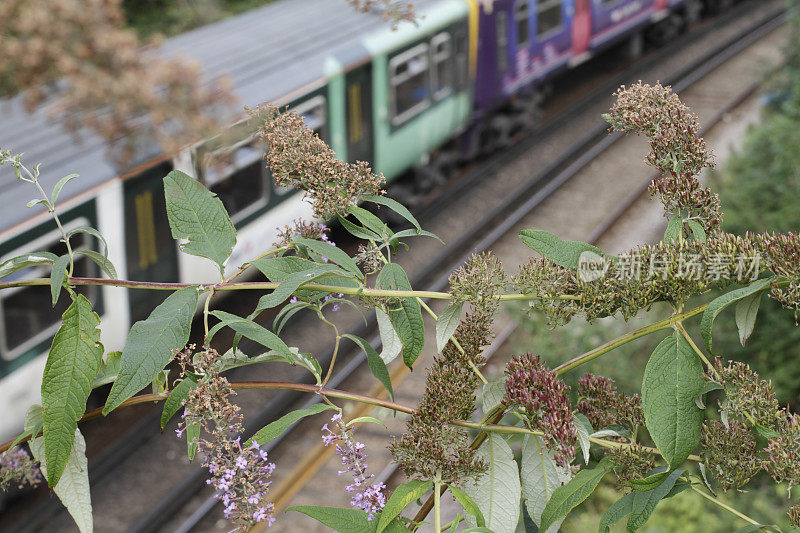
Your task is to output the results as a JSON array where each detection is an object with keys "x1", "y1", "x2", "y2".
[
  {"x1": 123, "y1": 162, "x2": 179, "y2": 322},
  {"x1": 572, "y1": 0, "x2": 592, "y2": 55},
  {"x1": 590, "y1": 0, "x2": 656, "y2": 47},
  {"x1": 345, "y1": 64, "x2": 374, "y2": 164},
  {"x1": 533, "y1": 0, "x2": 572, "y2": 69}
]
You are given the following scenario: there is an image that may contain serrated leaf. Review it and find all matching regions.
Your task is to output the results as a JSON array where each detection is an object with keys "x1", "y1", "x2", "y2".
[
  {"x1": 539, "y1": 457, "x2": 611, "y2": 532},
  {"x1": 377, "y1": 479, "x2": 432, "y2": 533},
  {"x1": 599, "y1": 493, "x2": 634, "y2": 533},
  {"x1": 30, "y1": 429, "x2": 92, "y2": 532},
  {"x1": 575, "y1": 414, "x2": 592, "y2": 465},
  {"x1": 664, "y1": 216, "x2": 683, "y2": 243},
  {"x1": 376, "y1": 309, "x2": 402, "y2": 364},
  {"x1": 348, "y1": 205, "x2": 390, "y2": 237},
  {"x1": 66, "y1": 226, "x2": 109, "y2": 257},
  {"x1": 104, "y1": 287, "x2": 197, "y2": 414},
  {"x1": 364, "y1": 195, "x2": 421, "y2": 231},
  {"x1": 51, "y1": 174, "x2": 79, "y2": 205},
  {"x1": 339, "y1": 215, "x2": 382, "y2": 241},
  {"x1": 376, "y1": 263, "x2": 424, "y2": 367},
  {"x1": 449, "y1": 484, "x2": 486, "y2": 527},
  {"x1": 92, "y1": 351, "x2": 122, "y2": 388},
  {"x1": 687, "y1": 220, "x2": 707, "y2": 242},
  {"x1": 343, "y1": 334, "x2": 394, "y2": 401},
  {"x1": 163, "y1": 170, "x2": 236, "y2": 274},
  {"x1": 247, "y1": 403, "x2": 337, "y2": 447},
  {"x1": 463, "y1": 434, "x2": 521, "y2": 533},
  {"x1": 629, "y1": 468, "x2": 669, "y2": 491},
  {"x1": 701, "y1": 278, "x2": 773, "y2": 353},
  {"x1": 735, "y1": 290, "x2": 764, "y2": 347},
  {"x1": 435, "y1": 303, "x2": 462, "y2": 353},
  {"x1": 74, "y1": 249, "x2": 117, "y2": 279},
  {"x1": 161, "y1": 375, "x2": 199, "y2": 429},
  {"x1": 209, "y1": 311, "x2": 293, "y2": 361},
  {"x1": 521, "y1": 435, "x2": 572, "y2": 532},
  {"x1": 642, "y1": 332, "x2": 705, "y2": 469},
  {"x1": 627, "y1": 469, "x2": 684, "y2": 530},
  {"x1": 519, "y1": 229, "x2": 610, "y2": 270},
  {"x1": 293, "y1": 237, "x2": 363, "y2": 279},
  {"x1": 289, "y1": 505, "x2": 394, "y2": 532},
  {"x1": 50, "y1": 254, "x2": 70, "y2": 305},
  {"x1": 41, "y1": 294, "x2": 103, "y2": 486},
  {"x1": 254, "y1": 264, "x2": 351, "y2": 310},
  {"x1": 0, "y1": 252, "x2": 57, "y2": 280},
  {"x1": 481, "y1": 379, "x2": 506, "y2": 414}
]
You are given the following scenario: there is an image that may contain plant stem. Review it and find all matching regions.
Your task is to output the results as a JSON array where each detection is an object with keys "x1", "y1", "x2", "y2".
[
  {"x1": 690, "y1": 485, "x2": 761, "y2": 526},
  {"x1": 676, "y1": 322, "x2": 716, "y2": 373},
  {"x1": 554, "y1": 303, "x2": 709, "y2": 375},
  {"x1": 318, "y1": 313, "x2": 340, "y2": 387},
  {"x1": 434, "y1": 471, "x2": 442, "y2": 533}
]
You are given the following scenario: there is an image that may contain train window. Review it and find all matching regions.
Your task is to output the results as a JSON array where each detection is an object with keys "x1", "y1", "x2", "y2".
[
  {"x1": 497, "y1": 11, "x2": 509, "y2": 71},
  {"x1": 537, "y1": 0, "x2": 563, "y2": 37},
  {"x1": 515, "y1": 0, "x2": 530, "y2": 49},
  {"x1": 0, "y1": 222, "x2": 96, "y2": 360},
  {"x1": 389, "y1": 43, "x2": 430, "y2": 125},
  {"x1": 431, "y1": 33, "x2": 452, "y2": 100},
  {"x1": 200, "y1": 142, "x2": 268, "y2": 223},
  {"x1": 453, "y1": 26, "x2": 469, "y2": 90},
  {"x1": 348, "y1": 83, "x2": 364, "y2": 143}
]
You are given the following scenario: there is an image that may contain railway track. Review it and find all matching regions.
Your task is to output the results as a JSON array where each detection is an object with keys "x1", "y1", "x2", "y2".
[{"x1": 3, "y1": 2, "x2": 786, "y2": 530}]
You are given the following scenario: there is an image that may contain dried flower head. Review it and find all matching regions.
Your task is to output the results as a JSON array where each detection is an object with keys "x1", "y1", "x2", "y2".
[
  {"x1": 606, "y1": 443, "x2": 656, "y2": 489},
  {"x1": 710, "y1": 358, "x2": 783, "y2": 429},
  {"x1": 605, "y1": 82, "x2": 721, "y2": 231},
  {"x1": 763, "y1": 411, "x2": 800, "y2": 490},
  {"x1": 788, "y1": 503, "x2": 800, "y2": 528},
  {"x1": 175, "y1": 346, "x2": 276, "y2": 530},
  {"x1": 0, "y1": 446, "x2": 41, "y2": 491},
  {"x1": 577, "y1": 374, "x2": 644, "y2": 433},
  {"x1": 346, "y1": 0, "x2": 416, "y2": 27},
  {"x1": 321, "y1": 413, "x2": 386, "y2": 520},
  {"x1": 701, "y1": 420, "x2": 761, "y2": 492},
  {"x1": 449, "y1": 252, "x2": 506, "y2": 315},
  {"x1": 256, "y1": 105, "x2": 385, "y2": 218},
  {"x1": 504, "y1": 353, "x2": 577, "y2": 466},
  {"x1": 757, "y1": 232, "x2": 800, "y2": 318}
]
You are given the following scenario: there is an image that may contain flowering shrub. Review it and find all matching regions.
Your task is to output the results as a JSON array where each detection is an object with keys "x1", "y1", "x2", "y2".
[{"x1": 1, "y1": 82, "x2": 800, "y2": 533}]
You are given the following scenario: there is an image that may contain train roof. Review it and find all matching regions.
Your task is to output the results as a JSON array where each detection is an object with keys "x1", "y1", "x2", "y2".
[{"x1": 0, "y1": 0, "x2": 457, "y2": 234}]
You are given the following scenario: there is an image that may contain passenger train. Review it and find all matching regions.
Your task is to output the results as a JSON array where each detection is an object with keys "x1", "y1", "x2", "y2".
[{"x1": 0, "y1": 0, "x2": 738, "y2": 438}]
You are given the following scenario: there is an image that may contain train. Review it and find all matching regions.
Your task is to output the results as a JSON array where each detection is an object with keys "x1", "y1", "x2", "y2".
[{"x1": 0, "y1": 0, "x2": 739, "y2": 439}]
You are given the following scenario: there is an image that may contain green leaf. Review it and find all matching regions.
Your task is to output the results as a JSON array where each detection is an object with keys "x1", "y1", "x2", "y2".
[
  {"x1": 163, "y1": 170, "x2": 237, "y2": 275},
  {"x1": 695, "y1": 381, "x2": 723, "y2": 410},
  {"x1": 627, "y1": 469, "x2": 684, "y2": 530},
  {"x1": 664, "y1": 216, "x2": 683, "y2": 243},
  {"x1": 338, "y1": 215, "x2": 382, "y2": 241},
  {"x1": 435, "y1": 303, "x2": 462, "y2": 353},
  {"x1": 186, "y1": 421, "x2": 200, "y2": 460},
  {"x1": 347, "y1": 416, "x2": 387, "y2": 429},
  {"x1": 66, "y1": 226, "x2": 109, "y2": 257},
  {"x1": 293, "y1": 237, "x2": 363, "y2": 279},
  {"x1": 161, "y1": 375, "x2": 199, "y2": 429},
  {"x1": 575, "y1": 414, "x2": 593, "y2": 465},
  {"x1": 255, "y1": 264, "x2": 351, "y2": 310},
  {"x1": 41, "y1": 294, "x2": 103, "y2": 486},
  {"x1": 629, "y1": 468, "x2": 669, "y2": 492},
  {"x1": 211, "y1": 347, "x2": 320, "y2": 382},
  {"x1": 92, "y1": 351, "x2": 122, "y2": 388},
  {"x1": 376, "y1": 263, "x2": 424, "y2": 368},
  {"x1": 74, "y1": 249, "x2": 117, "y2": 279},
  {"x1": 288, "y1": 505, "x2": 378, "y2": 532},
  {"x1": 376, "y1": 309, "x2": 402, "y2": 364},
  {"x1": 51, "y1": 174, "x2": 79, "y2": 205},
  {"x1": 519, "y1": 229, "x2": 610, "y2": 270},
  {"x1": 50, "y1": 254, "x2": 70, "y2": 305},
  {"x1": 27, "y1": 198, "x2": 48, "y2": 209},
  {"x1": 481, "y1": 379, "x2": 506, "y2": 414},
  {"x1": 642, "y1": 332, "x2": 705, "y2": 469},
  {"x1": 386, "y1": 228, "x2": 444, "y2": 247},
  {"x1": 599, "y1": 493, "x2": 634, "y2": 533},
  {"x1": 343, "y1": 334, "x2": 394, "y2": 401},
  {"x1": 364, "y1": 195, "x2": 421, "y2": 231},
  {"x1": 0, "y1": 252, "x2": 57, "y2": 280},
  {"x1": 539, "y1": 458, "x2": 611, "y2": 532},
  {"x1": 521, "y1": 436, "x2": 572, "y2": 532},
  {"x1": 449, "y1": 484, "x2": 486, "y2": 527},
  {"x1": 735, "y1": 290, "x2": 764, "y2": 347},
  {"x1": 701, "y1": 278, "x2": 773, "y2": 353},
  {"x1": 348, "y1": 206, "x2": 390, "y2": 237},
  {"x1": 687, "y1": 220, "x2": 707, "y2": 242},
  {"x1": 209, "y1": 311, "x2": 293, "y2": 361},
  {"x1": 247, "y1": 403, "x2": 337, "y2": 447},
  {"x1": 463, "y1": 434, "x2": 521, "y2": 533},
  {"x1": 377, "y1": 480, "x2": 432, "y2": 533},
  {"x1": 30, "y1": 429, "x2": 92, "y2": 532},
  {"x1": 104, "y1": 287, "x2": 197, "y2": 414}
]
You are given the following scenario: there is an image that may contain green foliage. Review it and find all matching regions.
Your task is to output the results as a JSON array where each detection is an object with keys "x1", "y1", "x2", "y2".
[
  {"x1": 104, "y1": 287, "x2": 198, "y2": 414},
  {"x1": 0, "y1": 252, "x2": 57, "y2": 280},
  {"x1": 288, "y1": 505, "x2": 407, "y2": 532},
  {"x1": 160, "y1": 375, "x2": 199, "y2": 429},
  {"x1": 376, "y1": 263, "x2": 424, "y2": 367},
  {"x1": 641, "y1": 332, "x2": 704, "y2": 469},
  {"x1": 521, "y1": 435, "x2": 572, "y2": 532},
  {"x1": 41, "y1": 294, "x2": 103, "y2": 486},
  {"x1": 163, "y1": 170, "x2": 237, "y2": 275},
  {"x1": 247, "y1": 404, "x2": 336, "y2": 447},
  {"x1": 519, "y1": 229, "x2": 610, "y2": 269},
  {"x1": 376, "y1": 479, "x2": 432, "y2": 533},
  {"x1": 700, "y1": 278, "x2": 772, "y2": 353},
  {"x1": 462, "y1": 434, "x2": 521, "y2": 533},
  {"x1": 539, "y1": 458, "x2": 612, "y2": 532},
  {"x1": 343, "y1": 334, "x2": 394, "y2": 401}
]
